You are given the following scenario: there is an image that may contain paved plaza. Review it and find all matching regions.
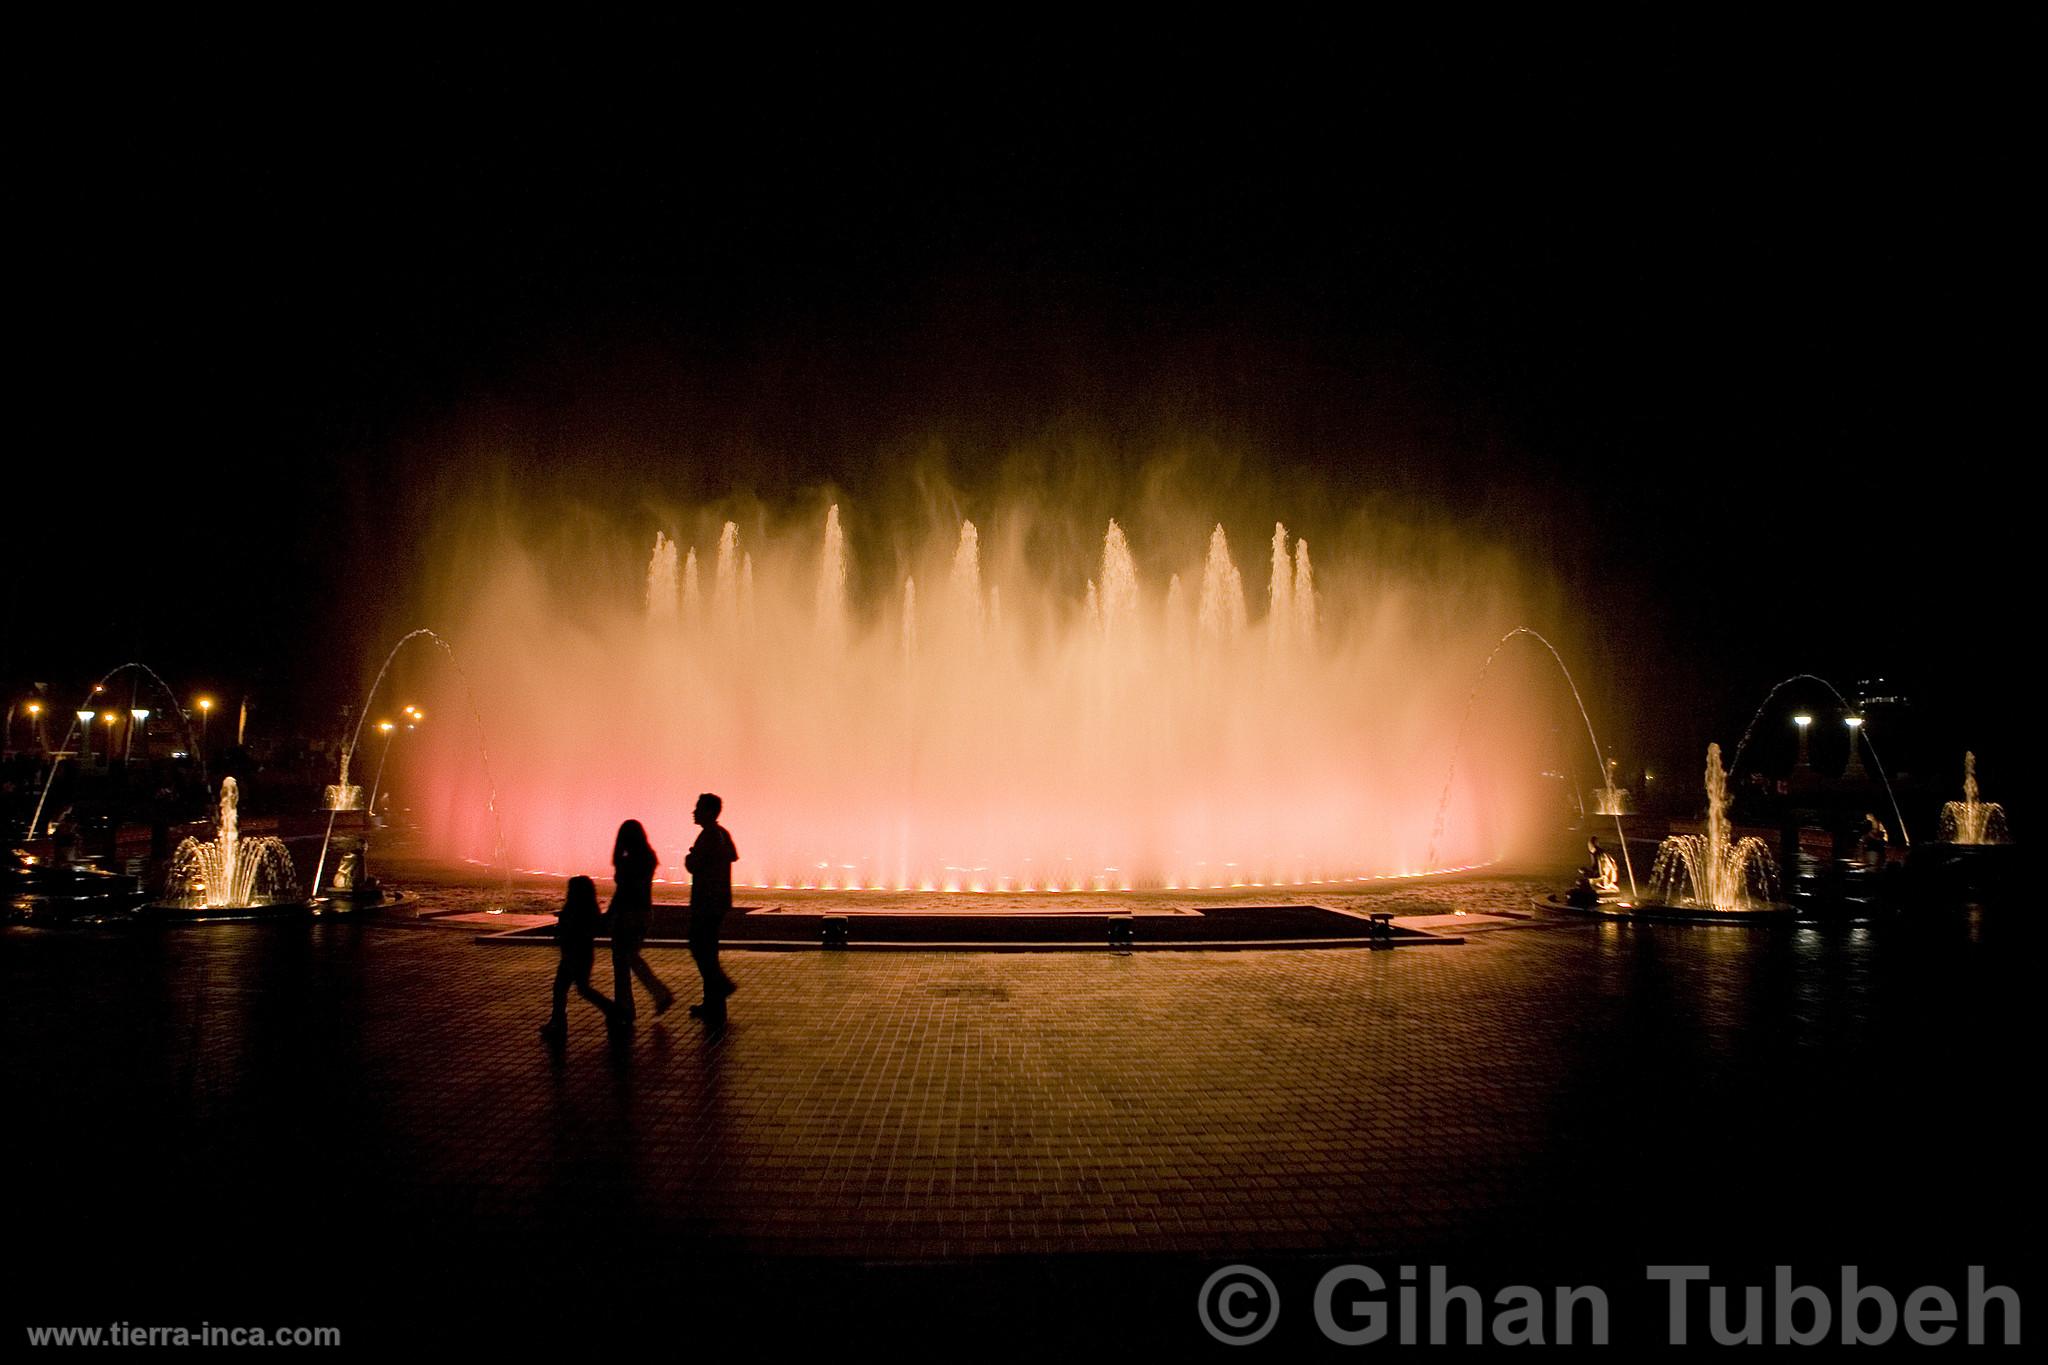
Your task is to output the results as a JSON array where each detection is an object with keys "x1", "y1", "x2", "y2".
[{"x1": 4, "y1": 875, "x2": 2034, "y2": 1348}]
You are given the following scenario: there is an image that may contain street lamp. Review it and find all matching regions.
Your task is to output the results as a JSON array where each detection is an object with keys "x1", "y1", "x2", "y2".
[
  {"x1": 76, "y1": 710, "x2": 96, "y2": 763},
  {"x1": 196, "y1": 697, "x2": 213, "y2": 750},
  {"x1": 126, "y1": 708, "x2": 150, "y2": 764},
  {"x1": 1792, "y1": 713, "x2": 1812, "y2": 769},
  {"x1": 26, "y1": 700, "x2": 43, "y2": 752},
  {"x1": 1843, "y1": 715, "x2": 1867, "y2": 780}
]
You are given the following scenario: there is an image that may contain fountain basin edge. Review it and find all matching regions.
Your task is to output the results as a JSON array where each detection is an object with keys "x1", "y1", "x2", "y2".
[{"x1": 1535, "y1": 892, "x2": 1797, "y2": 923}]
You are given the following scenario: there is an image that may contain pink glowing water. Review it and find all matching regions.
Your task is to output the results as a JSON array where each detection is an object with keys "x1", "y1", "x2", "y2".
[{"x1": 408, "y1": 500, "x2": 1557, "y2": 892}]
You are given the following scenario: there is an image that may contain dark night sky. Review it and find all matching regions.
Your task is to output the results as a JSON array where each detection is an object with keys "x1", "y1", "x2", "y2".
[{"x1": 4, "y1": 42, "x2": 2029, "y2": 778}]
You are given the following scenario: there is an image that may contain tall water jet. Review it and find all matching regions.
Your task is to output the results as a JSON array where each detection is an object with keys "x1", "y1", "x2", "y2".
[
  {"x1": 1939, "y1": 752, "x2": 2009, "y2": 845},
  {"x1": 646, "y1": 532, "x2": 679, "y2": 618},
  {"x1": 712, "y1": 521, "x2": 741, "y2": 634},
  {"x1": 900, "y1": 576, "x2": 918, "y2": 663},
  {"x1": 949, "y1": 520, "x2": 983, "y2": 643},
  {"x1": 1648, "y1": 743, "x2": 1779, "y2": 910},
  {"x1": 1163, "y1": 572, "x2": 1189, "y2": 661},
  {"x1": 815, "y1": 503, "x2": 848, "y2": 650},
  {"x1": 682, "y1": 547, "x2": 702, "y2": 623},
  {"x1": 1291, "y1": 538, "x2": 1316, "y2": 645},
  {"x1": 1098, "y1": 519, "x2": 1139, "y2": 652},
  {"x1": 1197, "y1": 524, "x2": 1247, "y2": 649},
  {"x1": 164, "y1": 778, "x2": 299, "y2": 909},
  {"x1": 1267, "y1": 522, "x2": 1294, "y2": 656}
]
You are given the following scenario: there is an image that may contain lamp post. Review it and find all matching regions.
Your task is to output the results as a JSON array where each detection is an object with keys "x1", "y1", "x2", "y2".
[
  {"x1": 76, "y1": 710, "x2": 96, "y2": 764},
  {"x1": 196, "y1": 697, "x2": 213, "y2": 753},
  {"x1": 1792, "y1": 713, "x2": 1812, "y2": 769},
  {"x1": 1843, "y1": 715, "x2": 1868, "y2": 781},
  {"x1": 126, "y1": 708, "x2": 150, "y2": 764}
]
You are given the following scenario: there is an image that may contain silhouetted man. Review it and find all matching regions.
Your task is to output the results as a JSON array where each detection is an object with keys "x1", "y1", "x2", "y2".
[{"x1": 684, "y1": 792, "x2": 738, "y2": 1024}]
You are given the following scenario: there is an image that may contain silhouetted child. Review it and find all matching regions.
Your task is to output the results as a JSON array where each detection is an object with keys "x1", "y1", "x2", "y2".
[{"x1": 541, "y1": 875, "x2": 615, "y2": 1043}]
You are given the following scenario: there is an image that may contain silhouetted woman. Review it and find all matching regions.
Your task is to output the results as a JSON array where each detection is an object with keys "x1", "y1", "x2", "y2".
[{"x1": 609, "y1": 819, "x2": 676, "y2": 1022}]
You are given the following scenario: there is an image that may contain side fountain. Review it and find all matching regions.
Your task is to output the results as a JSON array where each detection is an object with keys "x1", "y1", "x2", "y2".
[
  {"x1": 1429, "y1": 625, "x2": 1640, "y2": 901},
  {"x1": 1920, "y1": 750, "x2": 2017, "y2": 900},
  {"x1": 23, "y1": 661, "x2": 206, "y2": 842},
  {"x1": 150, "y1": 778, "x2": 306, "y2": 918},
  {"x1": 1724, "y1": 673, "x2": 1910, "y2": 847},
  {"x1": 1938, "y1": 752, "x2": 2009, "y2": 845},
  {"x1": 310, "y1": 627, "x2": 506, "y2": 912},
  {"x1": 1635, "y1": 743, "x2": 1785, "y2": 919}
]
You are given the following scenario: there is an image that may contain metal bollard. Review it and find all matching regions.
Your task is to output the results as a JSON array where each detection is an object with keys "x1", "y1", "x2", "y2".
[{"x1": 1107, "y1": 915, "x2": 1134, "y2": 953}]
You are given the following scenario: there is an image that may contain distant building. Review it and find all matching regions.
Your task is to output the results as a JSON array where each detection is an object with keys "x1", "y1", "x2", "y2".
[{"x1": 1849, "y1": 678, "x2": 1910, "y2": 712}]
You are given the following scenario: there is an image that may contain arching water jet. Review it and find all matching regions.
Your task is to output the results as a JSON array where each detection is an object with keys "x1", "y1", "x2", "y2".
[{"x1": 1426, "y1": 627, "x2": 1638, "y2": 899}]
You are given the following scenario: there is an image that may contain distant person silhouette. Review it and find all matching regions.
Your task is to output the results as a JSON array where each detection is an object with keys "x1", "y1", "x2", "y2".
[
  {"x1": 608, "y1": 819, "x2": 677, "y2": 1023},
  {"x1": 52, "y1": 807, "x2": 79, "y2": 863},
  {"x1": 1584, "y1": 835, "x2": 1618, "y2": 891},
  {"x1": 684, "y1": 793, "x2": 738, "y2": 1024},
  {"x1": 540, "y1": 875, "x2": 615, "y2": 1043}
]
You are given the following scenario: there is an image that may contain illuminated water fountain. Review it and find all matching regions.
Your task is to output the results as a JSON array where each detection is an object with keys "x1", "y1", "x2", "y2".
[
  {"x1": 1938, "y1": 752, "x2": 2009, "y2": 845},
  {"x1": 418, "y1": 499, "x2": 1556, "y2": 891},
  {"x1": 1647, "y1": 743, "x2": 1780, "y2": 912},
  {"x1": 162, "y1": 778, "x2": 300, "y2": 910}
]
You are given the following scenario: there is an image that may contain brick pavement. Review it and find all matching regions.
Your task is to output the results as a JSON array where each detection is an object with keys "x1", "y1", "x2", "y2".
[{"x1": 6, "y1": 888, "x2": 2032, "y2": 1280}]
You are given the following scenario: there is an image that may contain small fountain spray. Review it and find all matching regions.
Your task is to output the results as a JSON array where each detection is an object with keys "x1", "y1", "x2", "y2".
[
  {"x1": 163, "y1": 778, "x2": 299, "y2": 909},
  {"x1": 1648, "y1": 743, "x2": 1779, "y2": 911},
  {"x1": 1939, "y1": 752, "x2": 2009, "y2": 845}
]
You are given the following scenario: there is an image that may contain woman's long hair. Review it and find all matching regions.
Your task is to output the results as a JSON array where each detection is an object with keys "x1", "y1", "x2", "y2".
[{"x1": 612, "y1": 819, "x2": 657, "y2": 872}]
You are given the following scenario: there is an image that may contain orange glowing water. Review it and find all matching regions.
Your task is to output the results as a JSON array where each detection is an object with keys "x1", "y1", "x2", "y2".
[{"x1": 409, "y1": 500, "x2": 1556, "y2": 892}]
